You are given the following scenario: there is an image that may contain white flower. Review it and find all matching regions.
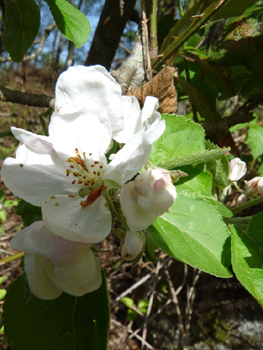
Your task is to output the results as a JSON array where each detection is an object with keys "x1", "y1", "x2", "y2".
[
  {"x1": 10, "y1": 221, "x2": 102, "y2": 300},
  {"x1": 1, "y1": 66, "x2": 165, "y2": 244},
  {"x1": 246, "y1": 177, "x2": 263, "y2": 198},
  {"x1": 120, "y1": 169, "x2": 177, "y2": 231},
  {"x1": 228, "y1": 158, "x2": 247, "y2": 182},
  {"x1": 121, "y1": 231, "x2": 144, "y2": 261}
]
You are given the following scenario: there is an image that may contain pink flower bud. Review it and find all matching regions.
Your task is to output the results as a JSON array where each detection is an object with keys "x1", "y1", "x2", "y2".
[
  {"x1": 120, "y1": 169, "x2": 177, "y2": 231},
  {"x1": 121, "y1": 231, "x2": 144, "y2": 261},
  {"x1": 247, "y1": 177, "x2": 263, "y2": 198},
  {"x1": 228, "y1": 158, "x2": 247, "y2": 182}
]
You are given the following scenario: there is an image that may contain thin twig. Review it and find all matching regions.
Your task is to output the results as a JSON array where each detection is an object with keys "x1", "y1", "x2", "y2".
[
  {"x1": 129, "y1": 299, "x2": 172, "y2": 340},
  {"x1": 0, "y1": 85, "x2": 54, "y2": 109},
  {"x1": 165, "y1": 265, "x2": 188, "y2": 350},
  {"x1": 201, "y1": 92, "x2": 263, "y2": 134},
  {"x1": 149, "y1": 0, "x2": 158, "y2": 58},
  {"x1": 141, "y1": 0, "x2": 152, "y2": 80},
  {"x1": 141, "y1": 260, "x2": 162, "y2": 350},
  {"x1": 185, "y1": 269, "x2": 201, "y2": 345},
  {"x1": 111, "y1": 319, "x2": 156, "y2": 350},
  {"x1": 111, "y1": 273, "x2": 152, "y2": 305}
]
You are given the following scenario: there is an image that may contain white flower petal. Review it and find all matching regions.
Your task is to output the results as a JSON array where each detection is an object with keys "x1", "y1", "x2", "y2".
[
  {"x1": 25, "y1": 255, "x2": 63, "y2": 299},
  {"x1": 120, "y1": 181, "x2": 157, "y2": 231},
  {"x1": 134, "y1": 169, "x2": 177, "y2": 216},
  {"x1": 115, "y1": 96, "x2": 142, "y2": 143},
  {"x1": 10, "y1": 222, "x2": 102, "y2": 299},
  {"x1": 42, "y1": 194, "x2": 111, "y2": 243},
  {"x1": 229, "y1": 158, "x2": 247, "y2": 181},
  {"x1": 54, "y1": 65, "x2": 124, "y2": 138},
  {"x1": 104, "y1": 118, "x2": 165, "y2": 185},
  {"x1": 121, "y1": 231, "x2": 144, "y2": 260},
  {"x1": 49, "y1": 101, "x2": 112, "y2": 162},
  {"x1": 141, "y1": 96, "x2": 159, "y2": 124},
  {"x1": 1, "y1": 146, "x2": 71, "y2": 206},
  {"x1": 11, "y1": 127, "x2": 53, "y2": 153},
  {"x1": 10, "y1": 221, "x2": 44, "y2": 253},
  {"x1": 50, "y1": 237, "x2": 102, "y2": 296},
  {"x1": 10, "y1": 222, "x2": 63, "y2": 299}
]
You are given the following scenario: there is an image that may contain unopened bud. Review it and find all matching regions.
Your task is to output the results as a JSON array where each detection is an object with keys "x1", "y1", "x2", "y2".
[
  {"x1": 228, "y1": 158, "x2": 247, "y2": 182},
  {"x1": 247, "y1": 177, "x2": 263, "y2": 198},
  {"x1": 121, "y1": 231, "x2": 144, "y2": 261},
  {"x1": 120, "y1": 169, "x2": 177, "y2": 231}
]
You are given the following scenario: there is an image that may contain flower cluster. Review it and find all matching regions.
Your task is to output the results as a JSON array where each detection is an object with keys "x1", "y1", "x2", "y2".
[
  {"x1": 2, "y1": 66, "x2": 177, "y2": 299},
  {"x1": 227, "y1": 157, "x2": 263, "y2": 203}
]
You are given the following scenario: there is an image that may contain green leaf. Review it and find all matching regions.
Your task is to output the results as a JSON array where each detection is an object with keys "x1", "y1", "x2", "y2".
[
  {"x1": 0, "y1": 289, "x2": 6, "y2": 301},
  {"x1": 224, "y1": 18, "x2": 261, "y2": 42},
  {"x1": 176, "y1": 167, "x2": 213, "y2": 196},
  {"x1": 158, "y1": 148, "x2": 230, "y2": 170},
  {"x1": 246, "y1": 124, "x2": 263, "y2": 159},
  {"x1": 160, "y1": 0, "x2": 204, "y2": 52},
  {"x1": 145, "y1": 233, "x2": 157, "y2": 263},
  {"x1": 213, "y1": 34, "x2": 263, "y2": 83},
  {"x1": 147, "y1": 189, "x2": 232, "y2": 278},
  {"x1": 16, "y1": 199, "x2": 42, "y2": 227},
  {"x1": 3, "y1": 270, "x2": 110, "y2": 350},
  {"x1": 138, "y1": 299, "x2": 149, "y2": 309},
  {"x1": 4, "y1": 200, "x2": 18, "y2": 208},
  {"x1": 121, "y1": 297, "x2": 135, "y2": 309},
  {"x1": 149, "y1": 115, "x2": 205, "y2": 167},
  {"x1": 178, "y1": 60, "x2": 218, "y2": 105},
  {"x1": 199, "y1": 61, "x2": 235, "y2": 99},
  {"x1": 202, "y1": 140, "x2": 229, "y2": 189},
  {"x1": 127, "y1": 309, "x2": 138, "y2": 321},
  {"x1": 44, "y1": 0, "x2": 91, "y2": 48},
  {"x1": 0, "y1": 276, "x2": 8, "y2": 284},
  {"x1": 231, "y1": 212, "x2": 263, "y2": 307},
  {"x1": 211, "y1": 0, "x2": 259, "y2": 21},
  {"x1": 0, "y1": 209, "x2": 7, "y2": 223},
  {"x1": 176, "y1": 166, "x2": 232, "y2": 217},
  {"x1": 178, "y1": 77, "x2": 221, "y2": 122},
  {"x1": 2, "y1": 0, "x2": 40, "y2": 62},
  {"x1": 229, "y1": 65, "x2": 253, "y2": 96},
  {"x1": 0, "y1": 191, "x2": 5, "y2": 203}
]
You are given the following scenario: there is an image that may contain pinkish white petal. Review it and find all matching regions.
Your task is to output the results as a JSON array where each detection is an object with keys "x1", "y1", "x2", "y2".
[
  {"x1": 121, "y1": 231, "x2": 144, "y2": 260},
  {"x1": 54, "y1": 65, "x2": 124, "y2": 138},
  {"x1": 104, "y1": 117, "x2": 165, "y2": 185},
  {"x1": 49, "y1": 101, "x2": 111, "y2": 162},
  {"x1": 42, "y1": 194, "x2": 111, "y2": 243},
  {"x1": 229, "y1": 158, "x2": 247, "y2": 181},
  {"x1": 10, "y1": 222, "x2": 102, "y2": 299},
  {"x1": 1, "y1": 145, "x2": 71, "y2": 206},
  {"x1": 11, "y1": 127, "x2": 53, "y2": 153},
  {"x1": 120, "y1": 181, "x2": 157, "y2": 231}
]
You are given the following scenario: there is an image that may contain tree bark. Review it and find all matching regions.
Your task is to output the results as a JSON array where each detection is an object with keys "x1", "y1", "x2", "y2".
[{"x1": 85, "y1": 0, "x2": 136, "y2": 70}]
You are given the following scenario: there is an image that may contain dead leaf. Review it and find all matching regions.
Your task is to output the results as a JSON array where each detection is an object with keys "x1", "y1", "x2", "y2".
[{"x1": 128, "y1": 66, "x2": 177, "y2": 114}]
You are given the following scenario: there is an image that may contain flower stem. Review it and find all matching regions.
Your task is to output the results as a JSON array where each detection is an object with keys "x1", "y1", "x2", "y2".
[{"x1": 231, "y1": 195, "x2": 263, "y2": 214}]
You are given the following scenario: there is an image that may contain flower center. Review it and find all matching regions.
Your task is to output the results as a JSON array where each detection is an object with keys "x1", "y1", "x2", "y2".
[{"x1": 65, "y1": 148, "x2": 105, "y2": 197}]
